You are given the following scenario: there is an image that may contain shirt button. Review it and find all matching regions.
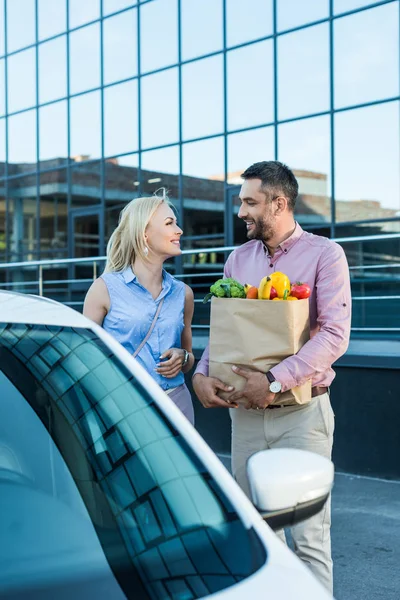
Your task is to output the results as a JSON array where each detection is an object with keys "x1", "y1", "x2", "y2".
[
  {"x1": 284, "y1": 249, "x2": 288, "y2": 253},
  {"x1": 269, "y1": 263, "x2": 273, "y2": 268}
]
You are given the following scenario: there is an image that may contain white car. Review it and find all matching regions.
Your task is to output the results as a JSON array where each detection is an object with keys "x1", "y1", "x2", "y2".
[{"x1": 0, "y1": 291, "x2": 333, "y2": 600}]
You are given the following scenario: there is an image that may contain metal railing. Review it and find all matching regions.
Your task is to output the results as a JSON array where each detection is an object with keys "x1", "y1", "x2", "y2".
[{"x1": 1, "y1": 231, "x2": 400, "y2": 334}]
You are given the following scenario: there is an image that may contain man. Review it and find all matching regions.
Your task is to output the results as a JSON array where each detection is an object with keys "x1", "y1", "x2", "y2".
[{"x1": 193, "y1": 161, "x2": 351, "y2": 594}]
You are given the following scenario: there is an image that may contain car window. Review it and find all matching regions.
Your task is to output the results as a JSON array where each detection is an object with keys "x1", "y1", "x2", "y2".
[{"x1": 0, "y1": 323, "x2": 266, "y2": 600}]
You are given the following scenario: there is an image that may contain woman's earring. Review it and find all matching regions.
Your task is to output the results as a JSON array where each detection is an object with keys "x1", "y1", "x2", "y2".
[{"x1": 144, "y1": 246, "x2": 149, "y2": 256}]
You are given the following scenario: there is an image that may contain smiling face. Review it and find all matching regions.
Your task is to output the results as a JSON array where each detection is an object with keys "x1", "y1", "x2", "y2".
[
  {"x1": 144, "y1": 202, "x2": 183, "y2": 259},
  {"x1": 238, "y1": 178, "x2": 277, "y2": 243}
]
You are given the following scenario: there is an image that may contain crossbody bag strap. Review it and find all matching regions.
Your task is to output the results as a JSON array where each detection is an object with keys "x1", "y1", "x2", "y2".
[{"x1": 133, "y1": 297, "x2": 165, "y2": 359}]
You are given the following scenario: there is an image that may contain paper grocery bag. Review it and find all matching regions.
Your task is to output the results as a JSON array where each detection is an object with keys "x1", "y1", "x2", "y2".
[{"x1": 209, "y1": 297, "x2": 311, "y2": 406}]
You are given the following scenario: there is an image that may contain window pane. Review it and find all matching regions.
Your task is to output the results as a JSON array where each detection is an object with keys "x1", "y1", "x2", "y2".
[
  {"x1": 103, "y1": 0, "x2": 136, "y2": 15},
  {"x1": 228, "y1": 127, "x2": 275, "y2": 184},
  {"x1": 182, "y1": 56, "x2": 223, "y2": 140},
  {"x1": 104, "y1": 81, "x2": 138, "y2": 156},
  {"x1": 335, "y1": 102, "x2": 399, "y2": 222},
  {"x1": 8, "y1": 48, "x2": 36, "y2": 113},
  {"x1": 0, "y1": 118, "x2": 5, "y2": 162},
  {"x1": 70, "y1": 23, "x2": 100, "y2": 95},
  {"x1": 334, "y1": 3, "x2": 399, "y2": 109},
  {"x1": 0, "y1": 0, "x2": 4, "y2": 56},
  {"x1": 278, "y1": 116, "x2": 332, "y2": 227},
  {"x1": 69, "y1": 0, "x2": 99, "y2": 29},
  {"x1": 0, "y1": 59, "x2": 4, "y2": 116},
  {"x1": 70, "y1": 91, "x2": 101, "y2": 160},
  {"x1": 39, "y1": 170, "x2": 68, "y2": 260},
  {"x1": 39, "y1": 101, "x2": 68, "y2": 164},
  {"x1": 105, "y1": 154, "x2": 139, "y2": 243},
  {"x1": 140, "y1": 0, "x2": 178, "y2": 73},
  {"x1": 8, "y1": 175, "x2": 38, "y2": 261},
  {"x1": 226, "y1": 0, "x2": 273, "y2": 47},
  {"x1": 141, "y1": 146, "x2": 179, "y2": 197},
  {"x1": 278, "y1": 24, "x2": 329, "y2": 120},
  {"x1": 227, "y1": 41, "x2": 273, "y2": 131},
  {"x1": 141, "y1": 69, "x2": 178, "y2": 149},
  {"x1": 278, "y1": 0, "x2": 329, "y2": 31},
  {"x1": 9, "y1": 110, "x2": 37, "y2": 164},
  {"x1": 182, "y1": 137, "x2": 225, "y2": 256},
  {"x1": 103, "y1": 9, "x2": 137, "y2": 85},
  {"x1": 71, "y1": 161, "x2": 102, "y2": 207},
  {"x1": 181, "y1": 0, "x2": 223, "y2": 61},
  {"x1": 334, "y1": 0, "x2": 377, "y2": 14},
  {"x1": 39, "y1": 36, "x2": 67, "y2": 104},
  {"x1": 6, "y1": 0, "x2": 35, "y2": 53},
  {"x1": 38, "y1": 0, "x2": 67, "y2": 40}
]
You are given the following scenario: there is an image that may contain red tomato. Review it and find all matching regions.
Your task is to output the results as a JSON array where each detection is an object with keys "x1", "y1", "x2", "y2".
[
  {"x1": 270, "y1": 286, "x2": 278, "y2": 300},
  {"x1": 290, "y1": 282, "x2": 311, "y2": 300}
]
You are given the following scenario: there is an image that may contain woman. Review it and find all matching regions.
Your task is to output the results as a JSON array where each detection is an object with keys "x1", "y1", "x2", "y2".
[{"x1": 83, "y1": 189, "x2": 195, "y2": 424}]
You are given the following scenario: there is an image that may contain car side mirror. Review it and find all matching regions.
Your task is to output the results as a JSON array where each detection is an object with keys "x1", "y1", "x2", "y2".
[{"x1": 247, "y1": 448, "x2": 334, "y2": 531}]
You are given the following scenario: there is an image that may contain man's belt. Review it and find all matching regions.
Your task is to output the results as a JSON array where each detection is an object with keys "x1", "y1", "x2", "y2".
[{"x1": 266, "y1": 386, "x2": 329, "y2": 409}]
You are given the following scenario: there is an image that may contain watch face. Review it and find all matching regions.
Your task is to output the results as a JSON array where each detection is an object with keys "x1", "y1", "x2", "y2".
[{"x1": 270, "y1": 381, "x2": 282, "y2": 394}]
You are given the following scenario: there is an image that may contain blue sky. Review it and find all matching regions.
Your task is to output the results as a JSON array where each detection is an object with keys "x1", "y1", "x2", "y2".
[{"x1": 0, "y1": 0, "x2": 399, "y2": 211}]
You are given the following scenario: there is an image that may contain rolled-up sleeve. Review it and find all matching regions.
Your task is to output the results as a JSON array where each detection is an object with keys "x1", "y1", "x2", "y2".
[{"x1": 270, "y1": 243, "x2": 351, "y2": 392}]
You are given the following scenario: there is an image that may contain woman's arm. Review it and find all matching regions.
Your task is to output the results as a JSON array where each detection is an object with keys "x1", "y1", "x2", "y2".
[
  {"x1": 83, "y1": 278, "x2": 111, "y2": 326},
  {"x1": 181, "y1": 284, "x2": 195, "y2": 374}
]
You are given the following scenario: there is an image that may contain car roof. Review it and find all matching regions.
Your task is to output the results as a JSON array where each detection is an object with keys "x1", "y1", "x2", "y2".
[{"x1": 0, "y1": 291, "x2": 92, "y2": 328}]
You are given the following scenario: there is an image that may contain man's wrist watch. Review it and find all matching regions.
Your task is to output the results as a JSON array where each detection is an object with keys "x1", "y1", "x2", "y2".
[
  {"x1": 181, "y1": 349, "x2": 190, "y2": 368},
  {"x1": 266, "y1": 371, "x2": 282, "y2": 394}
]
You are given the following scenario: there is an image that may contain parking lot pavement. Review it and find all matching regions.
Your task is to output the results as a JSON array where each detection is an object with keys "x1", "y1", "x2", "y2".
[{"x1": 217, "y1": 455, "x2": 400, "y2": 600}]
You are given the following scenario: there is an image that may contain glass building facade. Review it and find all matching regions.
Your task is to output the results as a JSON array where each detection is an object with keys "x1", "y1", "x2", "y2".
[{"x1": 0, "y1": 0, "x2": 400, "y2": 330}]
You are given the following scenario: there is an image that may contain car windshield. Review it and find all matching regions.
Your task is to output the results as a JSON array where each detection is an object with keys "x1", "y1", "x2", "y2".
[{"x1": 0, "y1": 323, "x2": 266, "y2": 599}]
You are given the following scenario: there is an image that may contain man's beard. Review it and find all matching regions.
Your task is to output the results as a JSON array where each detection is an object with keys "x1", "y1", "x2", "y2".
[{"x1": 246, "y1": 217, "x2": 275, "y2": 242}]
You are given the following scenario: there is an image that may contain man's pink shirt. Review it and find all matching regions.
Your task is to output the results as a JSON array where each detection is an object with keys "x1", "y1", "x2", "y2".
[{"x1": 194, "y1": 223, "x2": 352, "y2": 392}]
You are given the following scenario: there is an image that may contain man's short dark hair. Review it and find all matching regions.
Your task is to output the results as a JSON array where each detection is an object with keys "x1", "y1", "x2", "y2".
[{"x1": 241, "y1": 161, "x2": 298, "y2": 211}]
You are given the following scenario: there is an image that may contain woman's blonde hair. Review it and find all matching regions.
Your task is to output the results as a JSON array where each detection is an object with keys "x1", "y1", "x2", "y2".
[{"x1": 104, "y1": 188, "x2": 172, "y2": 273}]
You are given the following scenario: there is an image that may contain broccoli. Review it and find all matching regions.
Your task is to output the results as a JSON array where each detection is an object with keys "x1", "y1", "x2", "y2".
[{"x1": 203, "y1": 278, "x2": 245, "y2": 303}]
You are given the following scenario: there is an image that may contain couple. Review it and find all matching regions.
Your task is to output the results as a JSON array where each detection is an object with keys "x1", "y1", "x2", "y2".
[{"x1": 84, "y1": 160, "x2": 351, "y2": 595}]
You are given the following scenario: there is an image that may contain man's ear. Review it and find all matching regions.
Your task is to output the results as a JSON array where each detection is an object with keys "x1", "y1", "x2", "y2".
[{"x1": 275, "y1": 196, "x2": 287, "y2": 215}]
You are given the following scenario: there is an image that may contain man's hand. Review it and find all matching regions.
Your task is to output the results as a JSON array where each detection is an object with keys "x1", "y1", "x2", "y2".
[
  {"x1": 228, "y1": 366, "x2": 276, "y2": 410},
  {"x1": 192, "y1": 373, "x2": 238, "y2": 409}
]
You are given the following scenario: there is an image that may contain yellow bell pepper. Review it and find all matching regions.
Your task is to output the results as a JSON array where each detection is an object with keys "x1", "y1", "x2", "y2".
[{"x1": 269, "y1": 272, "x2": 291, "y2": 299}]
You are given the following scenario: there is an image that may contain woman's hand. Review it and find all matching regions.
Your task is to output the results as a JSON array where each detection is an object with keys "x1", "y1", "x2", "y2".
[{"x1": 156, "y1": 348, "x2": 185, "y2": 378}]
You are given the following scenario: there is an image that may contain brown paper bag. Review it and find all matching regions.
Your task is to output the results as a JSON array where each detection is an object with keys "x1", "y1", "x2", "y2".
[{"x1": 209, "y1": 297, "x2": 311, "y2": 406}]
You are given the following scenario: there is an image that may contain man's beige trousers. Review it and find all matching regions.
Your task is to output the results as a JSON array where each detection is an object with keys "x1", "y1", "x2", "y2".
[{"x1": 230, "y1": 393, "x2": 334, "y2": 594}]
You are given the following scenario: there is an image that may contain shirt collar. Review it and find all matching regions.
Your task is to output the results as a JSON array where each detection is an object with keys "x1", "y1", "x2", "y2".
[
  {"x1": 121, "y1": 266, "x2": 172, "y2": 295},
  {"x1": 263, "y1": 222, "x2": 304, "y2": 255},
  {"x1": 122, "y1": 266, "x2": 136, "y2": 284}
]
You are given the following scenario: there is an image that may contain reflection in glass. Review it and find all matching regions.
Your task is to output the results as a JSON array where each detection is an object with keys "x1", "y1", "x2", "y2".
[
  {"x1": 39, "y1": 36, "x2": 67, "y2": 104},
  {"x1": 278, "y1": 24, "x2": 329, "y2": 120},
  {"x1": 103, "y1": 10, "x2": 137, "y2": 85},
  {"x1": 182, "y1": 56, "x2": 223, "y2": 140},
  {"x1": 335, "y1": 102, "x2": 399, "y2": 221},
  {"x1": 0, "y1": 59, "x2": 4, "y2": 116},
  {"x1": 277, "y1": 0, "x2": 329, "y2": 31},
  {"x1": 38, "y1": 0, "x2": 67, "y2": 40},
  {"x1": 141, "y1": 146, "x2": 179, "y2": 197},
  {"x1": 181, "y1": 0, "x2": 223, "y2": 61},
  {"x1": 0, "y1": 0, "x2": 4, "y2": 56},
  {"x1": 334, "y1": 3, "x2": 399, "y2": 109},
  {"x1": 141, "y1": 69, "x2": 179, "y2": 149},
  {"x1": 39, "y1": 102, "x2": 68, "y2": 164},
  {"x1": 278, "y1": 116, "x2": 331, "y2": 227},
  {"x1": 105, "y1": 154, "x2": 139, "y2": 243},
  {"x1": 7, "y1": 48, "x2": 36, "y2": 114},
  {"x1": 6, "y1": 0, "x2": 35, "y2": 53},
  {"x1": 227, "y1": 41, "x2": 274, "y2": 131},
  {"x1": 0, "y1": 118, "x2": 5, "y2": 162},
  {"x1": 40, "y1": 171, "x2": 68, "y2": 260},
  {"x1": 8, "y1": 110, "x2": 37, "y2": 164},
  {"x1": 334, "y1": 0, "x2": 377, "y2": 14},
  {"x1": 70, "y1": 92, "x2": 101, "y2": 161},
  {"x1": 69, "y1": 24, "x2": 100, "y2": 95},
  {"x1": 104, "y1": 81, "x2": 138, "y2": 157},
  {"x1": 71, "y1": 161, "x2": 102, "y2": 208},
  {"x1": 103, "y1": 0, "x2": 136, "y2": 15},
  {"x1": 182, "y1": 137, "x2": 225, "y2": 271},
  {"x1": 140, "y1": 0, "x2": 178, "y2": 73},
  {"x1": 226, "y1": 0, "x2": 273, "y2": 48},
  {"x1": 69, "y1": 0, "x2": 99, "y2": 29},
  {"x1": 8, "y1": 176, "x2": 38, "y2": 261},
  {"x1": 228, "y1": 128, "x2": 275, "y2": 184}
]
